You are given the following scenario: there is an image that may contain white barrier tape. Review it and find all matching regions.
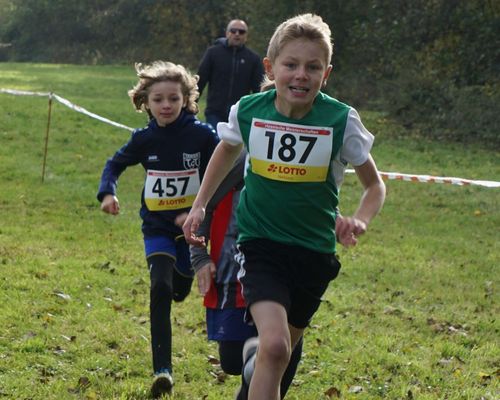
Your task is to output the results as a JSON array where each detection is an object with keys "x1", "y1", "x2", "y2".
[
  {"x1": 51, "y1": 94, "x2": 134, "y2": 132},
  {"x1": 2, "y1": 88, "x2": 499, "y2": 188},
  {"x1": 1, "y1": 88, "x2": 134, "y2": 132},
  {"x1": 1, "y1": 88, "x2": 51, "y2": 97},
  {"x1": 346, "y1": 169, "x2": 500, "y2": 188}
]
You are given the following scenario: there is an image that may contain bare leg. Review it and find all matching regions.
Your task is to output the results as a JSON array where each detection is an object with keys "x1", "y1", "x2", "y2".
[
  {"x1": 235, "y1": 333, "x2": 304, "y2": 400},
  {"x1": 247, "y1": 301, "x2": 290, "y2": 400}
]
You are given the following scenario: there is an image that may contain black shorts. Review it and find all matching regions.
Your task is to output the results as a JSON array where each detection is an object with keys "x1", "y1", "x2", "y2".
[{"x1": 237, "y1": 238, "x2": 341, "y2": 329}]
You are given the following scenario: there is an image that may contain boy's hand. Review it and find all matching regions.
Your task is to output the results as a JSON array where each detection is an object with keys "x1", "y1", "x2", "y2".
[
  {"x1": 174, "y1": 212, "x2": 188, "y2": 227},
  {"x1": 182, "y1": 207, "x2": 206, "y2": 246},
  {"x1": 101, "y1": 194, "x2": 120, "y2": 215},
  {"x1": 336, "y1": 215, "x2": 367, "y2": 247},
  {"x1": 196, "y1": 262, "x2": 216, "y2": 295}
]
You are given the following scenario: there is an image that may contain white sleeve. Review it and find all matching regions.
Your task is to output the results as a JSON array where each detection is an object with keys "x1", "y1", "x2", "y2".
[
  {"x1": 331, "y1": 108, "x2": 374, "y2": 188},
  {"x1": 217, "y1": 102, "x2": 244, "y2": 146},
  {"x1": 339, "y1": 108, "x2": 374, "y2": 166}
]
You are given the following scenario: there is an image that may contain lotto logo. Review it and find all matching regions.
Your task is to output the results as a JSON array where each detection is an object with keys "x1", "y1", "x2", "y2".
[
  {"x1": 267, "y1": 164, "x2": 306, "y2": 176},
  {"x1": 157, "y1": 198, "x2": 186, "y2": 206}
]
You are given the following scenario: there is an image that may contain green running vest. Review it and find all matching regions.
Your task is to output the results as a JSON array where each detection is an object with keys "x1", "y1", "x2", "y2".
[{"x1": 235, "y1": 89, "x2": 349, "y2": 253}]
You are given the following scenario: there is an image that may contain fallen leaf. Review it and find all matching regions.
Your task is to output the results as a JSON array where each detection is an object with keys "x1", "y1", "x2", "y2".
[
  {"x1": 43, "y1": 313, "x2": 54, "y2": 324},
  {"x1": 53, "y1": 346, "x2": 66, "y2": 356},
  {"x1": 98, "y1": 261, "x2": 111, "y2": 269},
  {"x1": 107, "y1": 340, "x2": 119, "y2": 350},
  {"x1": 85, "y1": 391, "x2": 98, "y2": 400},
  {"x1": 78, "y1": 376, "x2": 91, "y2": 387},
  {"x1": 450, "y1": 328, "x2": 466, "y2": 336},
  {"x1": 478, "y1": 371, "x2": 491, "y2": 382},
  {"x1": 438, "y1": 357, "x2": 453, "y2": 366},
  {"x1": 22, "y1": 332, "x2": 37, "y2": 340},
  {"x1": 324, "y1": 386, "x2": 341, "y2": 397},
  {"x1": 53, "y1": 291, "x2": 71, "y2": 301},
  {"x1": 348, "y1": 385, "x2": 363, "y2": 393},
  {"x1": 207, "y1": 355, "x2": 220, "y2": 365},
  {"x1": 35, "y1": 271, "x2": 48, "y2": 279},
  {"x1": 383, "y1": 305, "x2": 403, "y2": 315},
  {"x1": 67, "y1": 376, "x2": 91, "y2": 394},
  {"x1": 216, "y1": 371, "x2": 227, "y2": 383}
]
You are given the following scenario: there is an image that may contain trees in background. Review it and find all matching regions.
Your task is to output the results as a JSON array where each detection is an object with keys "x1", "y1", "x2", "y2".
[
  {"x1": 1, "y1": 0, "x2": 498, "y2": 145},
  {"x1": 340, "y1": 0, "x2": 499, "y2": 144}
]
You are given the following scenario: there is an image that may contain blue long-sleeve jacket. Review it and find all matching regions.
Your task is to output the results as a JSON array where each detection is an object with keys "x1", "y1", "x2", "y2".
[{"x1": 97, "y1": 110, "x2": 219, "y2": 238}]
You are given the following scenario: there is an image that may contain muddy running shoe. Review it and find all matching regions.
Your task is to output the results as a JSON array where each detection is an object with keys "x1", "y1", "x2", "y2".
[
  {"x1": 234, "y1": 337, "x2": 259, "y2": 400},
  {"x1": 151, "y1": 369, "x2": 173, "y2": 399}
]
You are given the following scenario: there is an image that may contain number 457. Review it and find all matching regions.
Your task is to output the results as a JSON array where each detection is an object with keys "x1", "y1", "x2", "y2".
[{"x1": 152, "y1": 177, "x2": 189, "y2": 197}]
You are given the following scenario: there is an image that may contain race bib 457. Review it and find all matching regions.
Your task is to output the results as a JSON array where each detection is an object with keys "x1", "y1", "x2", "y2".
[
  {"x1": 144, "y1": 169, "x2": 200, "y2": 211},
  {"x1": 248, "y1": 119, "x2": 333, "y2": 182}
]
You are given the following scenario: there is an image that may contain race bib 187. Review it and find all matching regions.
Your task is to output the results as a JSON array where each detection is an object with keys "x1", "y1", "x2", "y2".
[
  {"x1": 144, "y1": 169, "x2": 200, "y2": 211},
  {"x1": 248, "y1": 119, "x2": 333, "y2": 182}
]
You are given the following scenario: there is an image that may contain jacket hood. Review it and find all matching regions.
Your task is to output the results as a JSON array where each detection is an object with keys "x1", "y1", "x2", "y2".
[{"x1": 214, "y1": 37, "x2": 227, "y2": 46}]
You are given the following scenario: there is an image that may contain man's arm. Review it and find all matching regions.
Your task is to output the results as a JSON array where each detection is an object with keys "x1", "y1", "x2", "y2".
[
  {"x1": 197, "y1": 48, "x2": 211, "y2": 96},
  {"x1": 250, "y1": 52, "x2": 265, "y2": 93}
]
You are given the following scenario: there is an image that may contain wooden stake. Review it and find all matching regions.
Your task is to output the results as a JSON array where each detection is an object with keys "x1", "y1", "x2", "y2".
[{"x1": 41, "y1": 93, "x2": 53, "y2": 183}]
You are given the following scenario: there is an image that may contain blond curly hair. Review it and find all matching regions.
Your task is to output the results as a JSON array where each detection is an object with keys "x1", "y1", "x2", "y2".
[{"x1": 128, "y1": 61, "x2": 200, "y2": 117}]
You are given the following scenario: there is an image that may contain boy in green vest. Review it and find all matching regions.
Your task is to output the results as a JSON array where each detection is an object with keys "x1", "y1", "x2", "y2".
[{"x1": 184, "y1": 13, "x2": 386, "y2": 400}]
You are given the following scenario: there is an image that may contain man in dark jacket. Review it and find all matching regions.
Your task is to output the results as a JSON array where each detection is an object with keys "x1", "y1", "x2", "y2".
[{"x1": 197, "y1": 19, "x2": 264, "y2": 130}]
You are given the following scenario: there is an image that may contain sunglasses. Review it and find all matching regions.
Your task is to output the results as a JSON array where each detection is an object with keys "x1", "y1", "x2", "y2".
[{"x1": 229, "y1": 28, "x2": 247, "y2": 35}]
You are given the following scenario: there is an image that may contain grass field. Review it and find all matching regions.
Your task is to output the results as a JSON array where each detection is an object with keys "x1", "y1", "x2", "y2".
[{"x1": 0, "y1": 63, "x2": 498, "y2": 399}]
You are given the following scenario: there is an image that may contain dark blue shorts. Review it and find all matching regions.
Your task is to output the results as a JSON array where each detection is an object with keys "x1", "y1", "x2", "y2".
[
  {"x1": 206, "y1": 308, "x2": 257, "y2": 341},
  {"x1": 144, "y1": 235, "x2": 194, "y2": 278}
]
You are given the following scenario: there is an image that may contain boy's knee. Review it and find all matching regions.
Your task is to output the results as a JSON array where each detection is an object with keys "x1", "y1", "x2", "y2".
[
  {"x1": 220, "y1": 357, "x2": 242, "y2": 375},
  {"x1": 219, "y1": 341, "x2": 245, "y2": 375},
  {"x1": 260, "y1": 336, "x2": 291, "y2": 367},
  {"x1": 150, "y1": 277, "x2": 173, "y2": 299},
  {"x1": 172, "y1": 270, "x2": 193, "y2": 302},
  {"x1": 148, "y1": 255, "x2": 175, "y2": 298},
  {"x1": 172, "y1": 289, "x2": 189, "y2": 302}
]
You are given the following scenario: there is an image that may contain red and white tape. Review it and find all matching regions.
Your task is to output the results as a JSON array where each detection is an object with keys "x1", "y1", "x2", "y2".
[
  {"x1": 346, "y1": 169, "x2": 499, "y2": 188},
  {"x1": 2, "y1": 88, "x2": 499, "y2": 188}
]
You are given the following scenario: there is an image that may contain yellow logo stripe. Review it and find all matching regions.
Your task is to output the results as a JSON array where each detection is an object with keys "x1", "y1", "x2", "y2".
[
  {"x1": 145, "y1": 194, "x2": 196, "y2": 211},
  {"x1": 251, "y1": 158, "x2": 328, "y2": 182}
]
